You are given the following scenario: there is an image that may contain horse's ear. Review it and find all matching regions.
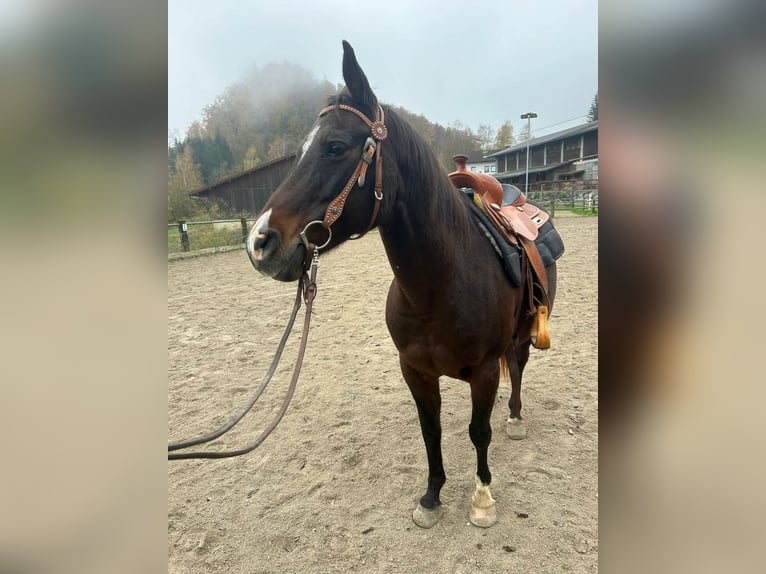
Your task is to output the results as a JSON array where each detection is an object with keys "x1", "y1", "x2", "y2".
[{"x1": 342, "y1": 40, "x2": 378, "y2": 114}]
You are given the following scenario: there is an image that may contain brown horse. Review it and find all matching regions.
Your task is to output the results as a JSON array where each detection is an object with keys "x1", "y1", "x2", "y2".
[{"x1": 246, "y1": 41, "x2": 557, "y2": 528}]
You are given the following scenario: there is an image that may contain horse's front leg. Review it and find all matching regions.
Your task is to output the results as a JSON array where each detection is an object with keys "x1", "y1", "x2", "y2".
[
  {"x1": 400, "y1": 358, "x2": 445, "y2": 529},
  {"x1": 469, "y1": 360, "x2": 501, "y2": 527}
]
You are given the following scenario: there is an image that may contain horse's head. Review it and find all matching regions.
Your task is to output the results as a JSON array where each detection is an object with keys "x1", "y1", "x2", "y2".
[{"x1": 246, "y1": 41, "x2": 387, "y2": 281}]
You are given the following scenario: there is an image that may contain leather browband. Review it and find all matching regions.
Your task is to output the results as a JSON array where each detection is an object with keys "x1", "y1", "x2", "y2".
[{"x1": 316, "y1": 104, "x2": 387, "y2": 236}]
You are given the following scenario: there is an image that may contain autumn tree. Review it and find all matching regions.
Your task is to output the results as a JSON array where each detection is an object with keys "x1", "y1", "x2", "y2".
[
  {"x1": 477, "y1": 123, "x2": 496, "y2": 151},
  {"x1": 168, "y1": 147, "x2": 205, "y2": 221},
  {"x1": 494, "y1": 121, "x2": 515, "y2": 148},
  {"x1": 168, "y1": 60, "x2": 502, "y2": 210},
  {"x1": 243, "y1": 145, "x2": 260, "y2": 171}
]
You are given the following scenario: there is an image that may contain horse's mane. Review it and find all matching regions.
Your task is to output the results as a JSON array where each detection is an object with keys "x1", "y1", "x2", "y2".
[
  {"x1": 326, "y1": 92, "x2": 474, "y2": 244},
  {"x1": 382, "y1": 106, "x2": 475, "y2": 243}
]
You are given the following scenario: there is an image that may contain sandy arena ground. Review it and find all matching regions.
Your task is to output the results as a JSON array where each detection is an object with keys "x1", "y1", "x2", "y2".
[{"x1": 168, "y1": 215, "x2": 597, "y2": 573}]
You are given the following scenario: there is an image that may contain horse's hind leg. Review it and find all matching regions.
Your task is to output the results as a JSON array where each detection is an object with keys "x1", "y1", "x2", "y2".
[
  {"x1": 468, "y1": 361, "x2": 500, "y2": 527},
  {"x1": 506, "y1": 342, "x2": 530, "y2": 440},
  {"x1": 400, "y1": 359, "x2": 446, "y2": 529}
]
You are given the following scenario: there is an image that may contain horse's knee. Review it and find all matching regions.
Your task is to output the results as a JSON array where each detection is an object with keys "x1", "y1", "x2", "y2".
[{"x1": 469, "y1": 421, "x2": 492, "y2": 448}]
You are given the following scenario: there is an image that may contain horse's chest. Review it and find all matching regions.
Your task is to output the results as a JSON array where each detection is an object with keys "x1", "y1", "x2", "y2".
[
  {"x1": 387, "y1": 315, "x2": 484, "y2": 378},
  {"x1": 385, "y1": 281, "x2": 504, "y2": 377}
]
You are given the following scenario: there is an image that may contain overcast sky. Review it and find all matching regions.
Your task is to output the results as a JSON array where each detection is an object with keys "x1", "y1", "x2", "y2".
[{"x1": 169, "y1": 0, "x2": 597, "y2": 141}]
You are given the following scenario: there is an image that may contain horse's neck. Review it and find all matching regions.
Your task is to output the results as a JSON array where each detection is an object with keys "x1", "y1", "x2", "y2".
[{"x1": 379, "y1": 175, "x2": 471, "y2": 308}]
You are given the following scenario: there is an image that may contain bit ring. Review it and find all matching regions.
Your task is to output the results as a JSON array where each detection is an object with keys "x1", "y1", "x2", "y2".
[{"x1": 300, "y1": 220, "x2": 332, "y2": 251}]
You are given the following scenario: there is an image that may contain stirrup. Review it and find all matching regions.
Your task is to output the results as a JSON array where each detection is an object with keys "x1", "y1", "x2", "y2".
[{"x1": 530, "y1": 305, "x2": 550, "y2": 349}]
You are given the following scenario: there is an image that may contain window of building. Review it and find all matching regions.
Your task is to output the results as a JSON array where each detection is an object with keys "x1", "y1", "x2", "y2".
[
  {"x1": 546, "y1": 142, "x2": 561, "y2": 165},
  {"x1": 563, "y1": 137, "x2": 581, "y2": 161},
  {"x1": 582, "y1": 131, "x2": 598, "y2": 158}
]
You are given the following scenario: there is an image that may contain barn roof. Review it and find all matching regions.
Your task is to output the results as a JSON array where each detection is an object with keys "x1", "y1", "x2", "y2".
[
  {"x1": 190, "y1": 153, "x2": 297, "y2": 197},
  {"x1": 487, "y1": 121, "x2": 598, "y2": 157}
]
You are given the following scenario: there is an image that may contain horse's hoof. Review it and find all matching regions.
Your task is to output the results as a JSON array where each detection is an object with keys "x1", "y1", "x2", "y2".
[
  {"x1": 412, "y1": 503, "x2": 443, "y2": 528},
  {"x1": 506, "y1": 417, "x2": 527, "y2": 440},
  {"x1": 469, "y1": 478, "x2": 498, "y2": 527},
  {"x1": 469, "y1": 504, "x2": 498, "y2": 528}
]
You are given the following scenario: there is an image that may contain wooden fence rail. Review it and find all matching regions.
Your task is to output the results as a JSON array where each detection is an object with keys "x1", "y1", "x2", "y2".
[
  {"x1": 168, "y1": 218, "x2": 255, "y2": 254},
  {"x1": 168, "y1": 189, "x2": 596, "y2": 254},
  {"x1": 527, "y1": 188, "x2": 598, "y2": 217}
]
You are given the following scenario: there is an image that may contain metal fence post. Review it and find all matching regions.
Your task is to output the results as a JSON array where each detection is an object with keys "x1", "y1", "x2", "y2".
[
  {"x1": 240, "y1": 218, "x2": 248, "y2": 243},
  {"x1": 178, "y1": 220, "x2": 190, "y2": 252}
]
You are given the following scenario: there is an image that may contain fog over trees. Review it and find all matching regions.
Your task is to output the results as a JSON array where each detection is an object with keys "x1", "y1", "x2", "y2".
[{"x1": 168, "y1": 62, "x2": 517, "y2": 220}]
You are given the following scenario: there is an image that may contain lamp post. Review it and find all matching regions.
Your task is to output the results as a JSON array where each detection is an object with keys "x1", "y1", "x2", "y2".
[{"x1": 520, "y1": 112, "x2": 537, "y2": 195}]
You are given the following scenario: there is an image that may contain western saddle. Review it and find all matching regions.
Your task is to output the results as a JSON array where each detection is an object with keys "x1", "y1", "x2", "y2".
[{"x1": 449, "y1": 154, "x2": 552, "y2": 349}]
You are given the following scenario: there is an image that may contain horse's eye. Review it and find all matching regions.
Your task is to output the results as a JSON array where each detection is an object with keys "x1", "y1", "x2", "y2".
[{"x1": 326, "y1": 142, "x2": 348, "y2": 157}]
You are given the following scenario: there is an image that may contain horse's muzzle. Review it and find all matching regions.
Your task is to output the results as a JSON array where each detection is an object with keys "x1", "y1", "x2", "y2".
[
  {"x1": 246, "y1": 209, "x2": 305, "y2": 282},
  {"x1": 246, "y1": 209, "x2": 276, "y2": 265}
]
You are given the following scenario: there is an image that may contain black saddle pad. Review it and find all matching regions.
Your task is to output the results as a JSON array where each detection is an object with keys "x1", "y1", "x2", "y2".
[{"x1": 459, "y1": 188, "x2": 564, "y2": 286}]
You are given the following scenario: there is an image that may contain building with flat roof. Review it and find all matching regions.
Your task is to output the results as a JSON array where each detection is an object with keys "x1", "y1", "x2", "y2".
[{"x1": 488, "y1": 121, "x2": 597, "y2": 193}]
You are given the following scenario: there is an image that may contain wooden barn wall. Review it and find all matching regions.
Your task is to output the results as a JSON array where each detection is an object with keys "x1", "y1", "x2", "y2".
[
  {"x1": 207, "y1": 158, "x2": 295, "y2": 216},
  {"x1": 582, "y1": 131, "x2": 598, "y2": 158}
]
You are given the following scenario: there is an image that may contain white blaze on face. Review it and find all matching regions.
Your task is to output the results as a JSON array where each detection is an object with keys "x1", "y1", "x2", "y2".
[{"x1": 299, "y1": 124, "x2": 320, "y2": 164}]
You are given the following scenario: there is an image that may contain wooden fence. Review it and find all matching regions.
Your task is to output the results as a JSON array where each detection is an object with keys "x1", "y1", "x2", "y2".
[
  {"x1": 526, "y1": 187, "x2": 598, "y2": 217},
  {"x1": 168, "y1": 218, "x2": 254, "y2": 254},
  {"x1": 168, "y1": 188, "x2": 596, "y2": 254}
]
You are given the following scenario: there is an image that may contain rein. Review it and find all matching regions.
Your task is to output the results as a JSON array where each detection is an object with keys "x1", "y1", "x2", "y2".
[
  {"x1": 168, "y1": 104, "x2": 389, "y2": 461},
  {"x1": 168, "y1": 246, "x2": 319, "y2": 460}
]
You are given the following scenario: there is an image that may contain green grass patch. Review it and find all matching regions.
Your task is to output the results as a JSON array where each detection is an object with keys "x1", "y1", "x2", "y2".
[
  {"x1": 168, "y1": 223, "x2": 245, "y2": 254},
  {"x1": 570, "y1": 206, "x2": 598, "y2": 216}
]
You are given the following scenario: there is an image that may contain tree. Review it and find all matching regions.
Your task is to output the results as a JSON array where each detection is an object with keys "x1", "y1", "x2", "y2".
[
  {"x1": 587, "y1": 92, "x2": 598, "y2": 121},
  {"x1": 173, "y1": 146, "x2": 202, "y2": 189},
  {"x1": 243, "y1": 145, "x2": 261, "y2": 171},
  {"x1": 267, "y1": 137, "x2": 287, "y2": 161},
  {"x1": 185, "y1": 130, "x2": 234, "y2": 184},
  {"x1": 477, "y1": 123, "x2": 496, "y2": 151},
  {"x1": 168, "y1": 147, "x2": 207, "y2": 222},
  {"x1": 494, "y1": 121, "x2": 515, "y2": 148},
  {"x1": 435, "y1": 119, "x2": 482, "y2": 170},
  {"x1": 168, "y1": 59, "x2": 511, "y2": 195}
]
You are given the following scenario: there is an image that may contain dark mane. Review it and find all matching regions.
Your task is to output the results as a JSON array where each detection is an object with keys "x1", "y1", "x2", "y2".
[{"x1": 382, "y1": 105, "x2": 475, "y2": 244}]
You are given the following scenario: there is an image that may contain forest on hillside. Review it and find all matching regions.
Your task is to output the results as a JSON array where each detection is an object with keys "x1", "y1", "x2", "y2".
[{"x1": 168, "y1": 62, "x2": 518, "y2": 221}]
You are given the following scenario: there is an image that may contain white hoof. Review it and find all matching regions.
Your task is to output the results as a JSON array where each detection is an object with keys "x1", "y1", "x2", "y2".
[
  {"x1": 413, "y1": 503, "x2": 443, "y2": 528},
  {"x1": 469, "y1": 478, "x2": 498, "y2": 528},
  {"x1": 506, "y1": 417, "x2": 527, "y2": 440}
]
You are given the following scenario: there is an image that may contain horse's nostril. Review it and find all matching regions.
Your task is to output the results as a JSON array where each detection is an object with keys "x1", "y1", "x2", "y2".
[
  {"x1": 252, "y1": 230, "x2": 269, "y2": 251},
  {"x1": 246, "y1": 208, "x2": 279, "y2": 266},
  {"x1": 255, "y1": 229, "x2": 279, "y2": 259}
]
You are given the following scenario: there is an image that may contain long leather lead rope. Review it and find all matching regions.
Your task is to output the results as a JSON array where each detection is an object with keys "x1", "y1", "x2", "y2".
[
  {"x1": 168, "y1": 249, "x2": 319, "y2": 460},
  {"x1": 169, "y1": 105, "x2": 387, "y2": 461}
]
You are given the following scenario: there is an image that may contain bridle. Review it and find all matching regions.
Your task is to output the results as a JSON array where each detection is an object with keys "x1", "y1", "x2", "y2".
[
  {"x1": 168, "y1": 103, "x2": 388, "y2": 460},
  {"x1": 300, "y1": 103, "x2": 387, "y2": 250}
]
